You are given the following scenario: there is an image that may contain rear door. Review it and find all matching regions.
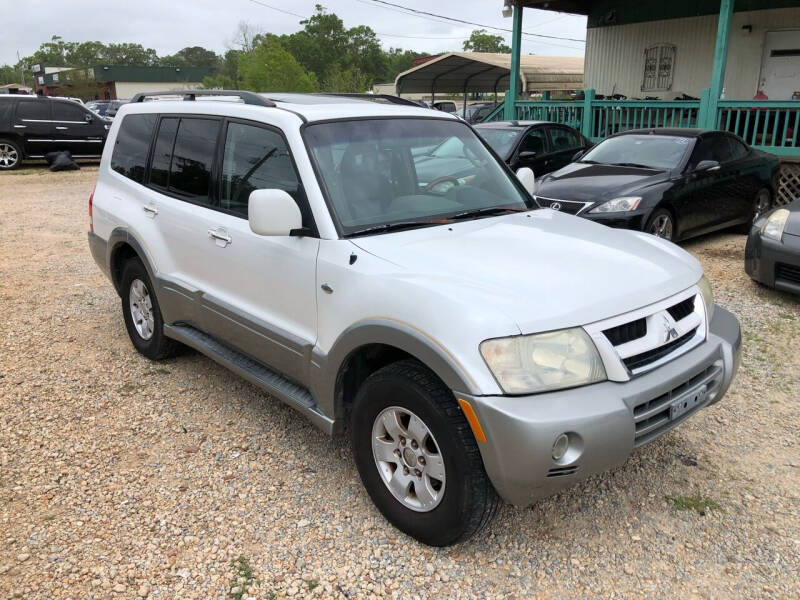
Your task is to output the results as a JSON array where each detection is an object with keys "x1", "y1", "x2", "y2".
[
  {"x1": 544, "y1": 125, "x2": 585, "y2": 172},
  {"x1": 12, "y1": 99, "x2": 52, "y2": 157},
  {"x1": 51, "y1": 99, "x2": 105, "y2": 156}
]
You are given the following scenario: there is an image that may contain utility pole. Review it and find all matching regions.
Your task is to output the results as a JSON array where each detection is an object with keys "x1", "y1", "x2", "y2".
[{"x1": 17, "y1": 51, "x2": 26, "y2": 87}]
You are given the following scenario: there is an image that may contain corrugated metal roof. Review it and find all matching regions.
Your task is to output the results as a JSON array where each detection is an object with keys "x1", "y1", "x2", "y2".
[{"x1": 395, "y1": 52, "x2": 584, "y2": 94}]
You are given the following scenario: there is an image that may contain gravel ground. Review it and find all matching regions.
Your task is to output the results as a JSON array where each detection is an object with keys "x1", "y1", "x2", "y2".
[{"x1": 1, "y1": 166, "x2": 798, "y2": 600}]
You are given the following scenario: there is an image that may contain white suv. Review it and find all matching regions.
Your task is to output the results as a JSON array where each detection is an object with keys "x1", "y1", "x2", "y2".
[{"x1": 88, "y1": 90, "x2": 741, "y2": 546}]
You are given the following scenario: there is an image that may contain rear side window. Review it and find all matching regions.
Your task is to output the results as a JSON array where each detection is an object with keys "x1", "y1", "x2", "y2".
[
  {"x1": 110, "y1": 114, "x2": 157, "y2": 184},
  {"x1": 149, "y1": 117, "x2": 179, "y2": 190},
  {"x1": 220, "y1": 122, "x2": 302, "y2": 217},
  {"x1": 16, "y1": 101, "x2": 50, "y2": 120},
  {"x1": 53, "y1": 101, "x2": 88, "y2": 122},
  {"x1": 168, "y1": 118, "x2": 220, "y2": 202}
]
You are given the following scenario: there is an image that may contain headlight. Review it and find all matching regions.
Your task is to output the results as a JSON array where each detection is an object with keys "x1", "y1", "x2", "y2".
[
  {"x1": 697, "y1": 275, "x2": 715, "y2": 321},
  {"x1": 480, "y1": 328, "x2": 606, "y2": 395},
  {"x1": 589, "y1": 196, "x2": 642, "y2": 213},
  {"x1": 760, "y1": 208, "x2": 790, "y2": 242}
]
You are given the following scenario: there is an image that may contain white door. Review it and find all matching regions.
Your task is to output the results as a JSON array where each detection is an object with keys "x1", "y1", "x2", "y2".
[
  {"x1": 760, "y1": 30, "x2": 800, "y2": 99},
  {"x1": 197, "y1": 119, "x2": 319, "y2": 383}
]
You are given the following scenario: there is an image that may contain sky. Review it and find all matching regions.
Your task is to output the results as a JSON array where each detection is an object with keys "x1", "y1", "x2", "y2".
[{"x1": 0, "y1": 0, "x2": 587, "y2": 66}]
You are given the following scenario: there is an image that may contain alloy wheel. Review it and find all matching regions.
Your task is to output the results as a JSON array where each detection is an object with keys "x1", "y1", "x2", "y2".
[
  {"x1": 129, "y1": 279, "x2": 155, "y2": 340},
  {"x1": 371, "y1": 406, "x2": 446, "y2": 512},
  {"x1": 649, "y1": 214, "x2": 674, "y2": 240},
  {"x1": 754, "y1": 189, "x2": 772, "y2": 221},
  {"x1": 0, "y1": 143, "x2": 19, "y2": 168}
]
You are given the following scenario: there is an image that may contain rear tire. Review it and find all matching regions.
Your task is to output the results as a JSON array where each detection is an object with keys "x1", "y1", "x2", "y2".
[
  {"x1": 120, "y1": 258, "x2": 180, "y2": 360},
  {"x1": 645, "y1": 208, "x2": 675, "y2": 241},
  {"x1": 0, "y1": 139, "x2": 22, "y2": 170},
  {"x1": 350, "y1": 359, "x2": 501, "y2": 546}
]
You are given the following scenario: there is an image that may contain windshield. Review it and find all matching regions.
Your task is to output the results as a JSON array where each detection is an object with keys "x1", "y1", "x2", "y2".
[
  {"x1": 304, "y1": 118, "x2": 531, "y2": 235},
  {"x1": 477, "y1": 127, "x2": 523, "y2": 158},
  {"x1": 580, "y1": 134, "x2": 692, "y2": 170}
]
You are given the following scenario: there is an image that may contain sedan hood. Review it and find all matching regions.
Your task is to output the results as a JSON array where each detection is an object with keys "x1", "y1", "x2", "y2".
[
  {"x1": 781, "y1": 198, "x2": 800, "y2": 236},
  {"x1": 536, "y1": 162, "x2": 671, "y2": 203},
  {"x1": 351, "y1": 210, "x2": 702, "y2": 334}
]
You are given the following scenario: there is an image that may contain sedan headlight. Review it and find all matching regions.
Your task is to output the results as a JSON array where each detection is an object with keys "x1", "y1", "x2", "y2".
[
  {"x1": 589, "y1": 196, "x2": 642, "y2": 213},
  {"x1": 760, "y1": 208, "x2": 790, "y2": 242},
  {"x1": 697, "y1": 275, "x2": 715, "y2": 321},
  {"x1": 480, "y1": 328, "x2": 606, "y2": 395}
]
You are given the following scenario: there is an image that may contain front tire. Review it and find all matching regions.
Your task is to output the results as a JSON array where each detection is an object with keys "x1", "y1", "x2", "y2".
[
  {"x1": 645, "y1": 208, "x2": 675, "y2": 241},
  {"x1": 350, "y1": 359, "x2": 501, "y2": 546},
  {"x1": 120, "y1": 258, "x2": 180, "y2": 360},
  {"x1": 0, "y1": 139, "x2": 22, "y2": 170},
  {"x1": 736, "y1": 187, "x2": 772, "y2": 233}
]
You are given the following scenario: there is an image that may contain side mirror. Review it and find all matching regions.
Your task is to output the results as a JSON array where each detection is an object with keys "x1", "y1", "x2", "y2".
[
  {"x1": 518, "y1": 150, "x2": 537, "y2": 160},
  {"x1": 695, "y1": 159, "x2": 721, "y2": 172},
  {"x1": 84, "y1": 113, "x2": 93, "y2": 123},
  {"x1": 515, "y1": 167, "x2": 536, "y2": 196},
  {"x1": 248, "y1": 189, "x2": 302, "y2": 236},
  {"x1": 572, "y1": 149, "x2": 585, "y2": 161}
]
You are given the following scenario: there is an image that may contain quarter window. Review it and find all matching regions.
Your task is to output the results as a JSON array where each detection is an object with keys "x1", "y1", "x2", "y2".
[
  {"x1": 53, "y1": 101, "x2": 88, "y2": 122},
  {"x1": 111, "y1": 113, "x2": 157, "y2": 184},
  {"x1": 220, "y1": 122, "x2": 302, "y2": 218},
  {"x1": 16, "y1": 100, "x2": 50, "y2": 121},
  {"x1": 642, "y1": 44, "x2": 676, "y2": 91}
]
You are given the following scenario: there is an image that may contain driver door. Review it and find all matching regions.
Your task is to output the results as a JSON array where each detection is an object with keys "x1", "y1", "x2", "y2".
[{"x1": 511, "y1": 127, "x2": 550, "y2": 175}]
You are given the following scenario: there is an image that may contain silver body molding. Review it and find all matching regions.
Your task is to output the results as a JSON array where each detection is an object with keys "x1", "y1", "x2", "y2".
[{"x1": 461, "y1": 306, "x2": 741, "y2": 507}]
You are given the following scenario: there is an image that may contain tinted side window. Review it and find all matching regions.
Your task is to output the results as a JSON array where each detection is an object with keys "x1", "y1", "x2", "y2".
[
  {"x1": 16, "y1": 101, "x2": 50, "y2": 120},
  {"x1": 0, "y1": 101, "x2": 12, "y2": 121},
  {"x1": 111, "y1": 114, "x2": 157, "y2": 184},
  {"x1": 547, "y1": 127, "x2": 582, "y2": 151},
  {"x1": 52, "y1": 101, "x2": 88, "y2": 122},
  {"x1": 220, "y1": 122, "x2": 303, "y2": 217},
  {"x1": 519, "y1": 128, "x2": 547, "y2": 154},
  {"x1": 149, "y1": 117, "x2": 179, "y2": 190},
  {"x1": 691, "y1": 135, "x2": 732, "y2": 165},
  {"x1": 168, "y1": 118, "x2": 220, "y2": 203},
  {"x1": 727, "y1": 136, "x2": 749, "y2": 160}
]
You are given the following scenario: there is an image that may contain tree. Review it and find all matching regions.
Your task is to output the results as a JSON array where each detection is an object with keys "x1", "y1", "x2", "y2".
[
  {"x1": 382, "y1": 48, "x2": 428, "y2": 82},
  {"x1": 160, "y1": 46, "x2": 220, "y2": 71},
  {"x1": 463, "y1": 29, "x2": 511, "y2": 53},
  {"x1": 238, "y1": 39, "x2": 317, "y2": 92},
  {"x1": 320, "y1": 65, "x2": 372, "y2": 93},
  {"x1": 0, "y1": 65, "x2": 21, "y2": 85}
]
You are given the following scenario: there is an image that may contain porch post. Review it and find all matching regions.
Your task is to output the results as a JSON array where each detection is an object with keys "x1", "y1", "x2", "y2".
[
  {"x1": 702, "y1": 0, "x2": 733, "y2": 128},
  {"x1": 504, "y1": 3, "x2": 523, "y2": 120}
]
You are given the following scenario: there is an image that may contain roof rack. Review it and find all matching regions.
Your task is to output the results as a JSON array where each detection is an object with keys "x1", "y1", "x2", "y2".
[
  {"x1": 314, "y1": 93, "x2": 421, "y2": 107},
  {"x1": 129, "y1": 90, "x2": 276, "y2": 107}
]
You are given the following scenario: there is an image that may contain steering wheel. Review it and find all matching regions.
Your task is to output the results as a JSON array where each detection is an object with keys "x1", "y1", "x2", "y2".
[{"x1": 424, "y1": 176, "x2": 460, "y2": 194}]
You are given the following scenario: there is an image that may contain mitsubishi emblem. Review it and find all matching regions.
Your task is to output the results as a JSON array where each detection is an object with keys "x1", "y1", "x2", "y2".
[{"x1": 662, "y1": 315, "x2": 679, "y2": 343}]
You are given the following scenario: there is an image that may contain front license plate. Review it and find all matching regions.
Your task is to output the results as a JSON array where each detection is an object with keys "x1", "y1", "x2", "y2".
[{"x1": 670, "y1": 385, "x2": 707, "y2": 420}]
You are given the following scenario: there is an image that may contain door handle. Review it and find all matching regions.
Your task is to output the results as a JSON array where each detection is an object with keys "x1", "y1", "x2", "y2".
[
  {"x1": 208, "y1": 228, "x2": 232, "y2": 247},
  {"x1": 142, "y1": 204, "x2": 158, "y2": 217},
  {"x1": 13, "y1": 125, "x2": 26, "y2": 129},
  {"x1": 55, "y1": 126, "x2": 68, "y2": 130}
]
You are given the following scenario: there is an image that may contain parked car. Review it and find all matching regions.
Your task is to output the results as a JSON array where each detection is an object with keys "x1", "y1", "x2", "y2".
[
  {"x1": 88, "y1": 91, "x2": 740, "y2": 546},
  {"x1": 86, "y1": 100, "x2": 111, "y2": 116},
  {"x1": 104, "y1": 100, "x2": 127, "y2": 119},
  {"x1": 745, "y1": 197, "x2": 800, "y2": 295},
  {"x1": 432, "y1": 100, "x2": 457, "y2": 114},
  {"x1": 476, "y1": 120, "x2": 592, "y2": 177},
  {"x1": 0, "y1": 95, "x2": 109, "y2": 169},
  {"x1": 533, "y1": 128, "x2": 780, "y2": 241},
  {"x1": 463, "y1": 102, "x2": 499, "y2": 124}
]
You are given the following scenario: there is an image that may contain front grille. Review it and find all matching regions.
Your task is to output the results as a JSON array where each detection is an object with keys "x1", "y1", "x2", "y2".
[
  {"x1": 547, "y1": 466, "x2": 580, "y2": 478},
  {"x1": 667, "y1": 295, "x2": 695, "y2": 321},
  {"x1": 623, "y1": 330, "x2": 696, "y2": 371},
  {"x1": 633, "y1": 364, "x2": 723, "y2": 446},
  {"x1": 776, "y1": 263, "x2": 800, "y2": 284},
  {"x1": 535, "y1": 196, "x2": 589, "y2": 215},
  {"x1": 603, "y1": 318, "x2": 646, "y2": 346}
]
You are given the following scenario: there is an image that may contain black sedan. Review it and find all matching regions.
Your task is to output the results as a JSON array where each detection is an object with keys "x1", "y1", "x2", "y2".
[
  {"x1": 745, "y1": 198, "x2": 800, "y2": 295},
  {"x1": 475, "y1": 120, "x2": 592, "y2": 178},
  {"x1": 533, "y1": 128, "x2": 780, "y2": 242}
]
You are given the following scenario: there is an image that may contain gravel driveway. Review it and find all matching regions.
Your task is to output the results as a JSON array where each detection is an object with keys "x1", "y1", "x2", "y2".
[{"x1": 1, "y1": 167, "x2": 798, "y2": 599}]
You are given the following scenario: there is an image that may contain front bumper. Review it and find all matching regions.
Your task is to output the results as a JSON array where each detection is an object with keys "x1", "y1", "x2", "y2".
[
  {"x1": 580, "y1": 210, "x2": 647, "y2": 231},
  {"x1": 461, "y1": 307, "x2": 741, "y2": 506},
  {"x1": 744, "y1": 227, "x2": 800, "y2": 295}
]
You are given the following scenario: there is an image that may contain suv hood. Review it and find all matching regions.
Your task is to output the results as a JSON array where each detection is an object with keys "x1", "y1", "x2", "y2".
[
  {"x1": 351, "y1": 210, "x2": 702, "y2": 334},
  {"x1": 536, "y1": 162, "x2": 670, "y2": 203}
]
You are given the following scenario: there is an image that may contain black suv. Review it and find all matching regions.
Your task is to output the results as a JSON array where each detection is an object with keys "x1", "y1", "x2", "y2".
[{"x1": 0, "y1": 96, "x2": 109, "y2": 169}]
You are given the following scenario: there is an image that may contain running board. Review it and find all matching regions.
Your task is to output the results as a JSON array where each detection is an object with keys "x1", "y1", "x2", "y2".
[{"x1": 164, "y1": 324, "x2": 333, "y2": 433}]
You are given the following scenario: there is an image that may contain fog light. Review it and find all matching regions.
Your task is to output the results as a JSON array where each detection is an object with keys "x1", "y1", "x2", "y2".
[{"x1": 552, "y1": 433, "x2": 569, "y2": 460}]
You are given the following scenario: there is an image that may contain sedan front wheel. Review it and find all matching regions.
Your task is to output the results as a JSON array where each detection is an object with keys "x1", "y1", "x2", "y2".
[{"x1": 646, "y1": 208, "x2": 675, "y2": 241}]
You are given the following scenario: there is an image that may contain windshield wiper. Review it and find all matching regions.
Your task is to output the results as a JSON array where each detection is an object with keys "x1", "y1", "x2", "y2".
[
  {"x1": 609, "y1": 162, "x2": 656, "y2": 169},
  {"x1": 450, "y1": 206, "x2": 528, "y2": 220},
  {"x1": 346, "y1": 219, "x2": 451, "y2": 237}
]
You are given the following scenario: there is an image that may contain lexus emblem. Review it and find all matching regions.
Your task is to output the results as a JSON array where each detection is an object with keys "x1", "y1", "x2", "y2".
[
  {"x1": 662, "y1": 315, "x2": 679, "y2": 343},
  {"x1": 550, "y1": 202, "x2": 562, "y2": 211}
]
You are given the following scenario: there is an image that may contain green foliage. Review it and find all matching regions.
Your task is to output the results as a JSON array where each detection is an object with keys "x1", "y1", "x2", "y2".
[
  {"x1": 0, "y1": 64, "x2": 21, "y2": 85},
  {"x1": 238, "y1": 39, "x2": 318, "y2": 92},
  {"x1": 463, "y1": 29, "x2": 511, "y2": 53},
  {"x1": 321, "y1": 65, "x2": 372, "y2": 93},
  {"x1": 666, "y1": 493, "x2": 721, "y2": 515},
  {"x1": 160, "y1": 46, "x2": 221, "y2": 71}
]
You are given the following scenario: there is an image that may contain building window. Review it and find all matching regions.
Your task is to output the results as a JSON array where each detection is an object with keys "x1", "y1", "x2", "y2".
[{"x1": 642, "y1": 44, "x2": 676, "y2": 91}]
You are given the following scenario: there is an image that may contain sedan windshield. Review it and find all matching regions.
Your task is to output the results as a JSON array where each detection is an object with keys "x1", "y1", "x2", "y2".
[
  {"x1": 476, "y1": 127, "x2": 523, "y2": 158},
  {"x1": 304, "y1": 118, "x2": 531, "y2": 235},
  {"x1": 580, "y1": 134, "x2": 693, "y2": 170}
]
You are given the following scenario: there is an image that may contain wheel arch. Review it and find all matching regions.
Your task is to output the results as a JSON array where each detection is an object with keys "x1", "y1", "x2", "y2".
[{"x1": 107, "y1": 228, "x2": 158, "y2": 297}]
